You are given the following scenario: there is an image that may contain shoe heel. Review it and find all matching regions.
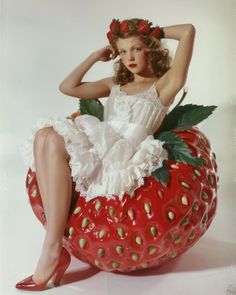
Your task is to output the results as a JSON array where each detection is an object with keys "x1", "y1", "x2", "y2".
[
  {"x1": 15, "y1": 247, "x2": 71, "y2": 291},
  {"x1": 53, "y1": 249, "x2": 71, "y2": 286}
]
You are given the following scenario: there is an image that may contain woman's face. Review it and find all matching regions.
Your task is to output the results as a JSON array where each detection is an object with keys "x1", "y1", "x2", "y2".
[{"x1": 115, "y1": 36, "x2": 150, "y2": 75}]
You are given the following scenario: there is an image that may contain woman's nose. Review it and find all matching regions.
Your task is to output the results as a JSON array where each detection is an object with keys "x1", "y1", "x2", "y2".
[{"x1": 128, "y1": 52, "x2": 135, "y2": 61}]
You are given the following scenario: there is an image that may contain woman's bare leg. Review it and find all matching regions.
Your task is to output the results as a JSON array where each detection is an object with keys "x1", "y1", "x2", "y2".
[
  {"x1": 33, "y1": 127, "x2": 52, "y2": 206},
  {"x1": 32, "y1": 127, "x2": 72, "y2": 284}
]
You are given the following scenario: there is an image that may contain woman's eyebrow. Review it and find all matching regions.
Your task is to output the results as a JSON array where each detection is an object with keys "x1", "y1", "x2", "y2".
[{"x1": 118, "y1": 43, "x2": 142, "y2": 50}]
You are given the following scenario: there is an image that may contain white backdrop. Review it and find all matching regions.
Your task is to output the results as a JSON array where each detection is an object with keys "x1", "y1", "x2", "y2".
[{"x1": 1, "y1": 0, "x2": 236, "y2": 294}]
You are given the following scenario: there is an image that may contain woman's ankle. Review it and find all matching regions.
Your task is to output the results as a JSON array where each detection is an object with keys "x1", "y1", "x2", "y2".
[{"x1": 41, "y1": 240, "x2": 62, "y2": 259}]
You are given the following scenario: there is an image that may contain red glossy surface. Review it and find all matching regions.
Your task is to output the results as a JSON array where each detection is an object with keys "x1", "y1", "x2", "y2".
[
  {"x1": 15, "y1": 247, "x2": 71, "y2": 290},
  {"x1": 26, "y1": 127, "x2": 218, "y2": 272}
]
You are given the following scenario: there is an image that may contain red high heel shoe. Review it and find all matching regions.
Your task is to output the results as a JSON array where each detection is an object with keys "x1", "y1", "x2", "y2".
[{"x1": 15, "y1": 247, "x2": 71, "y2": 291}]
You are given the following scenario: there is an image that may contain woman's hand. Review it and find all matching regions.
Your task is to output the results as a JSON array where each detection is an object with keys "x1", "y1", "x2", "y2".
[
  {"x1": 66, "y1": 111, "x2": 80, "y2": 122},
  {"x1": 93, "y1": 45, "x2": 117, "y2": 62}
]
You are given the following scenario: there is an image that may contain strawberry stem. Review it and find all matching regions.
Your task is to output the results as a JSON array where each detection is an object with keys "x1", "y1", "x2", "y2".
[{"x1": 172, "y1": 88, "x2": 188, "y2": 111}]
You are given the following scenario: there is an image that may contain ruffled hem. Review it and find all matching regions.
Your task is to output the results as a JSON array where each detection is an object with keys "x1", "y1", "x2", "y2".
[
  {"x1": 77, "y1": 135, "x2": 168, "y2": 201},
  {"x1": 20, "y1": 115, "x2": 168, "y2": 201}
]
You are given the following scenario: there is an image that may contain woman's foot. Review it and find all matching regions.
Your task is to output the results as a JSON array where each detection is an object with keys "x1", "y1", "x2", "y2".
[
  {"x1": 32, "y1": 243, "x2": 62, "y2": 284},
  {"x1": 15, "y1": 246, "x2": 71, "y2": 291}
]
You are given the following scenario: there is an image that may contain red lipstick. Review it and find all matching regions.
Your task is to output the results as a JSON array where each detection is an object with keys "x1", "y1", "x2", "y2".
[{"x1": 129, "y1": 64, "x2": 137, "y2": 68}]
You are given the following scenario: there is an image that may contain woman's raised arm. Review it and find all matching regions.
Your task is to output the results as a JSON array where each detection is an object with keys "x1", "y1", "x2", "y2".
[
  {"x1": 155, "y1": 24, "x2": 196, "y2": 106},
  {"x1": 59, "y1": 45, "x2": 116, "y2": 99},
  {"x1": 163, "y1": 23, "x2": 196, "y2": 87}
]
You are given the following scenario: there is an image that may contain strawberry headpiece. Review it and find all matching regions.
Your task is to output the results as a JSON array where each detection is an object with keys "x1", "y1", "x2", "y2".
[{"x1": 107, "y1": 18, "x2": 165, "y2": 45}]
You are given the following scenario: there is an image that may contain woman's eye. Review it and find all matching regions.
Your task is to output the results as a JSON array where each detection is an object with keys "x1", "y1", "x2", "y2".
[
  {"x1": 119, "y1": 51, "x2": 125, "y2": 55},
  {"x1": 134, "y1": 47, "x2": 142, "y2": 51}
]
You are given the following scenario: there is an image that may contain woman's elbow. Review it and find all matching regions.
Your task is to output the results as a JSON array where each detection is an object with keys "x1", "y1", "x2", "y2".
[
  {"x1": 59, "y1": 83, "x2": 70, "y2": 95},
  {"x1": 186, "y1": 24, "x2": 196, "y2": 35}
]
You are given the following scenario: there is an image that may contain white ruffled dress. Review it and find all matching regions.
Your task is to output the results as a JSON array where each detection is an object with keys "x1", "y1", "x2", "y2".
[{"x1": 21, "y1": 83, "x2": 170, "y2": 201}]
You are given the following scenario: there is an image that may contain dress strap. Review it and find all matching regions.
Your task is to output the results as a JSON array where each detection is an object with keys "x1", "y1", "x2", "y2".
[
  {"x1": 152, "y1": 81, "x2": 169, "y2": 111},
  {"x1": 109, "y1": 84, "x2": 120, "y2": 98}
]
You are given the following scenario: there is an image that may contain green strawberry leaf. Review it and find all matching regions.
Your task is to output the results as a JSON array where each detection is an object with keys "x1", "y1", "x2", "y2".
[
  {"x1": 151, "y1": 160, "x2": 169, "y2": 186},
  {"x1": 157, "y1": 104, "x2": 217, "y2": 133},
  {"x1": 79, "y1": 99, "x2": 104, "y2": 121},
  {"x1": 156, "y1": 131, "x2": 204, "y2": 166}
]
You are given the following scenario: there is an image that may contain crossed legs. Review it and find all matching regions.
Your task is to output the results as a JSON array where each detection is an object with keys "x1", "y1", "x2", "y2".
[{"x1": 32, "y1": 127, "x2": 72, "y2": 284}]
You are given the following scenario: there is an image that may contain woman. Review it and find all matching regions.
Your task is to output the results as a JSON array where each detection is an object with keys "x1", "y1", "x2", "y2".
[{"x1": 16, "y1": 18, "x2": 195, "y2": 291}]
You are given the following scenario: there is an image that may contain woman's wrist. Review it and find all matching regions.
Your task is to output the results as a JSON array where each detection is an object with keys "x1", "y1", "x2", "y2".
[
  {"x1": 89, "y1": 52, "x2": 101, "y2": 63},
  {"x1": 161, "y1": 24, "x2": 195, "y2": 40}
]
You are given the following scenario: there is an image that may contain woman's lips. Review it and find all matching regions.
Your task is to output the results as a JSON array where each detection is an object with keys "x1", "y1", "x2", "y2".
[{"x1": 129, "y1": 64, "x2": 137, "y2": 68}]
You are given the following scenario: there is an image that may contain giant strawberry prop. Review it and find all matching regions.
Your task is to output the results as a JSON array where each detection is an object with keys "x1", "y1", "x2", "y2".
[{"x1": 26, "y1": 90, "x2": 218, "y2": 272}]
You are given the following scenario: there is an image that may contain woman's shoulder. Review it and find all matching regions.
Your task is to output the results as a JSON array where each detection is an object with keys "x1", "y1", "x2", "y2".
[{"x1": 103, "y1": 76, "x2": 119, "y2": 91}]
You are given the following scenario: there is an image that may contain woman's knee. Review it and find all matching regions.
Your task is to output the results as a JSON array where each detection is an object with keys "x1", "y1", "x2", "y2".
[
  {"x1": 44, "y1": 130, "x2": 70, "y2": 160},
  {"x1": 34, "y1": 127, "x2": 54, "y2": 149}
]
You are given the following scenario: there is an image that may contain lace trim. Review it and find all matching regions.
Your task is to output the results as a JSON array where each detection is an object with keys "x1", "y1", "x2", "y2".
[
  {"x1": 111, "y1": 84, "x2": 169, "y2": 113},
  {"x1": 77, "y1": 145, "x2": 168, "y2": 201}
]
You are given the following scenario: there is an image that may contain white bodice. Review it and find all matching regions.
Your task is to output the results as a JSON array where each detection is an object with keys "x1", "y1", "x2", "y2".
[{"x1": 104, "y1": 83, "x2": 169, "y2": 137}]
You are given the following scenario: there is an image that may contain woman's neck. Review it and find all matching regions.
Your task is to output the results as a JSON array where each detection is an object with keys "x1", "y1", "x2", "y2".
[
  {"x1": 131, "y1": 76, "x2": 158, "y2": 85},
  {"x1": 132, "y1": 71, "x2": 157, "y2": 84}
]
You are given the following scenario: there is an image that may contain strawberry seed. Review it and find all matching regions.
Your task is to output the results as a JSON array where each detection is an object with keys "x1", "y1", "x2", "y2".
[
  {"x1": 73, "y1": 206, "x2": 81, "y2": 214},
  {"x1": 144, "y1": 203, "x2": 151, "y2": 214},
  {"x1": 135, "y1": 236, "x2": 142, "y2": 245},
  {"x1": 82, "y1": 217, "x2": 89, "y2": 228},
  {"x1": 31, "y1": 187, "x2": 37, "y2": 198},
  {"x1": 95, "y1": 200, "x2": 101, "y2": 211},
  {"x1": 98, "y1": 248, "x2": 105, "y2": 257},
  {"x1": 193, "y1": 169, "x2": 201, "y2": 177},
  {"x1": 168, "y1": 211, "x2": 175, "y2": 221},
  {"x1": 131, "y1": 253, "x2": 139, "y2": 261},
  {"x1": 173, "y1": 236, "x2": 182, "y2": 244},
  {"x1": 112, "y1": 261, "x2": 119, "y2": 268},
  {"x1": 79, "y1": 238, "x2": 87, "y2": 249},
  {"x1": 116, "y1": 246, "x2": 124, "y2": 254},
  {"x1": 192, "y1": 203, "x2": 199, "y2": 212},
  {"x1": 69, "y1": 226, "x2": 74, "y2": 236},
  {"x1": 148, "y1": 246, "x2": 157, "y2": 255},
  {"x1": 127, "y1": 208, "x2": 135, "y2": 220},
  {"x1": 99, "y1": 229, "x2": 106, "y2": 239},
  {"x1": 150, "y1": 226, "x2": 158, "y2": 236},
  {"x1": 201, "y1": 191, "x2": 208, "y2": 200},
  {"x1": 94, "y1": 259, "x2": 100, "y2": 267},
  {"x1": 141, "y1": 262, "x2": 148, "y2": 268},
  {"x1": 117, "y1": 227, "x2": 124, "y2": 237},
  {"x1": 180, "y1": 181, "x2": 191, "y2": 189},
  {"x1": 109, "y1": 207, "x2": 115, "y2": 217},
  {"x1": 181, "y1": 195, "x2": 189, "y2": 205}
]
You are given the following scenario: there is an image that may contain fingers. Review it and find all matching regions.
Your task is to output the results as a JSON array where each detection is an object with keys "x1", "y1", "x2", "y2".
[
  {"x1": 106, "y1": 45, "x2": 117, "y2": 59},
  {"x1": 98, "y1": 45, "x2": 117, "y2": 62},
  {"x1": 66, "y1": 112, "x2": 80, "y2": 122}
]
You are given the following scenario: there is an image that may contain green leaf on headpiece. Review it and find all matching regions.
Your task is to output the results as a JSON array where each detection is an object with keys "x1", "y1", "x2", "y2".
[
  {"x1": 129, "y1": 22, "x2": 135, "y2": 31},
  {"x1": 79, "y1": 99, "x2": 104, "y2": 121}
]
